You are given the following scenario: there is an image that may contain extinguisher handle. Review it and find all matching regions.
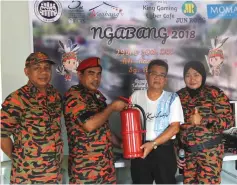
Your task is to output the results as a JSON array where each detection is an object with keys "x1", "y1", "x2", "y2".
[{"x1": 119, "y1": 96, "x2": 131, "y2": 104}]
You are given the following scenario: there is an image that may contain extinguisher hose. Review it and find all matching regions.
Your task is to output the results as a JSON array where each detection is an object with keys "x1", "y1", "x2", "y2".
[{"x1": 134, "y1": 104, "x2": 146, "y2": 144}]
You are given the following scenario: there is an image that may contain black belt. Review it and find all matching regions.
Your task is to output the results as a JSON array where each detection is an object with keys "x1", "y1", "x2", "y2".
[
  {"x1": 145, "y1": 140, "x2": 173, "y2": 147},
  {"x1": 185, "y1": 136, "x2": 222, "y2": 153}
]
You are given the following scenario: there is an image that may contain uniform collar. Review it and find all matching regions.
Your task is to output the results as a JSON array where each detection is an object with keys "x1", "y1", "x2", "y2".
[
  {"x1": 184, "y1": 85, "x2": 206, "y2": 98},
  {"x1": 78, "y1": 83, "x2": 106, "y2": 102},
  {"x1": 27, "y1": 81, "x2": 53, "y2": 96}
]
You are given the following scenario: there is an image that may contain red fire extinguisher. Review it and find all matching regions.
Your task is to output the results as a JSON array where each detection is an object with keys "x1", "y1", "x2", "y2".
[{"x1": 119, "y1": 96, "x2": 146, "y2": 159}]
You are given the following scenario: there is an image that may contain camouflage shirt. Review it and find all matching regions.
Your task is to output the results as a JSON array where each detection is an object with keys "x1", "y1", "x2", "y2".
[
  {"x1": 64, "y1": 84, "x2": 115, "y2": 184},
  {"x1": 177, "y1": 85, "x2": 234, "y2": 146},
  {"x1": 1, "y1": 82, "x2": 63, "y2": 184}
]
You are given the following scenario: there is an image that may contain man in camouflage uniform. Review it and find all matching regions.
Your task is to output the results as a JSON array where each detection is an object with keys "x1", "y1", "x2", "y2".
[
  {"x1": 176, "y1": 61, "x2": 234, "y2": 184},
  {"x1": 1, "y1": 52, "x2": 63, "y2": 184},
  {"x1": 64, "y1": 57, "x2": 127, "y2": 184}
]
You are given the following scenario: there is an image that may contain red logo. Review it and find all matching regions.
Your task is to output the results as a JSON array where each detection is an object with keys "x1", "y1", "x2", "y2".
[
  {"x1": 90, "y1": 10, "x2": 96, "y2": 17},
  {"x1": 89, "y1": 2, "x2": 123, "y2": 18}
]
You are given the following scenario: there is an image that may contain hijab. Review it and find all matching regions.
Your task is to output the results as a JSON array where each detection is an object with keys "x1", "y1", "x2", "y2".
[{"x1": 183, "y1": 61, "x2": 206, "y2": 98}]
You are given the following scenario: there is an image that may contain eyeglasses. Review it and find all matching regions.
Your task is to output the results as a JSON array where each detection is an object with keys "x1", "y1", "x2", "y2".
[{"x1": 148, "y1": 72, "x2": 166, "y2": 79}]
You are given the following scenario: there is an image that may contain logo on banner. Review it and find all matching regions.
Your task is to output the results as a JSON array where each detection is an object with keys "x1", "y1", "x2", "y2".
[
  {"x1": 89, "y1": 2, "x2": 123, "y2": 18},
  {"x1": 182, "y1": 1, "x2": 197, "y2": 16},
  {"x1": 207, "y1": 4, "x2": 237, "y2": 19},
  {"x1": 34, "y1": 0, "x2": 62, "y2": 23},
  {"x1": 67, "y1": 0, "x2": 85, "y2": 23},
  {"x1": 176, "y1": 1, "x2": 205, "y2": 24}
]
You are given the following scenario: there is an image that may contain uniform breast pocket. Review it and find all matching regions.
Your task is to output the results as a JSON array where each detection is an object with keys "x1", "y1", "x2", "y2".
[{"x1": 24, "y1": 106, "x2": 49, "y2": 135}]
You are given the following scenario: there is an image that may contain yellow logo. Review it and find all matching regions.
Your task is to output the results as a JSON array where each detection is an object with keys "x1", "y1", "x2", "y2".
[{"x1": 182, "y1": 1, "x2": 197, "y2": 16}]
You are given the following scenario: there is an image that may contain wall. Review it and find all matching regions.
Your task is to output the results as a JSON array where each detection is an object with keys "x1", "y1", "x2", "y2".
[
  {"x1": 1, "y1": 1, "x2": 31, "y2": 98},
  {"x1": 1, "y1": 0, "x2": 31, "y2": 161}
]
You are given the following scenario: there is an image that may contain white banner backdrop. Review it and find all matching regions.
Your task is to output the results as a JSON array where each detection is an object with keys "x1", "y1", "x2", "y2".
[
  {"x1": 29, "y1": 0, "x2": 237, "y2": 101},
  {"x1": 29, "y1": 0, "x2": 237, "y2": 154}
]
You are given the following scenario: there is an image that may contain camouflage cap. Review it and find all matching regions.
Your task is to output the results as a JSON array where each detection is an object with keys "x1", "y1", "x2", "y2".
[
  {"x1": 77, "y1": 57, "x2": 102, "y2": 72},
  {"x1": 25, "y1": 52, "x2": 55, "y2": 66}
]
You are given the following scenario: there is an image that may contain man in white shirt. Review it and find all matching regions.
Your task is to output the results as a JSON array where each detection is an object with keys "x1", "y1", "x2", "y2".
[{"x1": 130, "y1": 59, "x2": 184, "y2": 184}]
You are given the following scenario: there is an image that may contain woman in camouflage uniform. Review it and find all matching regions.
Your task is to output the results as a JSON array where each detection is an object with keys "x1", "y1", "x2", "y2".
[{"x1": 176, "y1": 61, "x2": 234, "y2": 184}]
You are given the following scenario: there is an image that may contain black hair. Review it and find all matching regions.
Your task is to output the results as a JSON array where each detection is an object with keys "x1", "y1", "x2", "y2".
[{"x1": 148, "y1": 59, "x2": 168, "y2": 73}]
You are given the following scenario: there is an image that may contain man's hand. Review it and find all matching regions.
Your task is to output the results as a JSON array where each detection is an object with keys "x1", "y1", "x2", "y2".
[
  {"x1": 140, "y1": 142, "x2": 154, "y2": 159},
  {"x1": 110, "y1": 100, "x2": 128, "y2": 112},
  {"x1": 191, "y1": 107, "x2": 202, "y2": 125},
  {"x1": 1, "y1": 137, "x2": 13, "y2": 160},
  {"x1": 177, "y1": 157, "x2": 186, "y2": 169}
]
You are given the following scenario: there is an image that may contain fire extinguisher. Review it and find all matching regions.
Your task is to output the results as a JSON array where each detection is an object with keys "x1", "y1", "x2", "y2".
[{"x1": 119, "y1": 96, "x2": 146, "y2": 159}]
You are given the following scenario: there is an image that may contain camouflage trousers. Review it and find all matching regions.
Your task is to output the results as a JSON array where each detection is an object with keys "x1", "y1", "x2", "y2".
[{"x1": 183, "y1": 144, "x2": 224, "y2": 184}]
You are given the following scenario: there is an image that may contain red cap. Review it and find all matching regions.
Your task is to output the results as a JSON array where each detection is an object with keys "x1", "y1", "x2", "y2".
[{"x1": 77, "y1": 57, "x2": 102, "y2": 71}]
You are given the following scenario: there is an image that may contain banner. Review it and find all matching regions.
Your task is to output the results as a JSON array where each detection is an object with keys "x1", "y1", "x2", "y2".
[{"x1": 30, "y1": 0, "x2": 237, "y2": 102}]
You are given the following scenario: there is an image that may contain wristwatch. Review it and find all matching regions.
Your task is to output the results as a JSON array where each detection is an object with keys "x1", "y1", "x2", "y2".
[{"x1": 152, "y1": 141, "x2": 158, "y2": 149}]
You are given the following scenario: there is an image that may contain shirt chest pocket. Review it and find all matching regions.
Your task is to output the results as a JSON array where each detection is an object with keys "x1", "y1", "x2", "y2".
[{"x1": 23, "y1": 106, "x2": 49, "y2": 136}]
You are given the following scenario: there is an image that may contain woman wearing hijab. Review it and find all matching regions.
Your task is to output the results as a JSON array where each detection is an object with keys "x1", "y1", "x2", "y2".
[{"x1": 176, "y1": 61, "x2": 234, "y2": 184}]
